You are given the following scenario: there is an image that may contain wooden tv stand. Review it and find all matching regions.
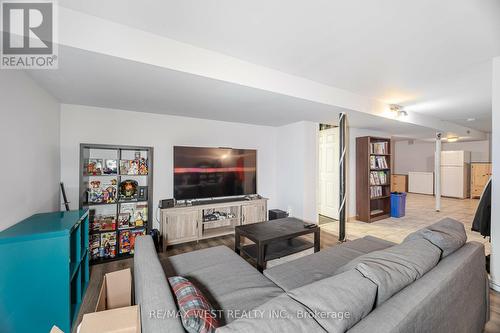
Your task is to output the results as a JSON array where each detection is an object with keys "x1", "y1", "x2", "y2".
[{"x1": 160, "y1": 198, "x2": 268, "y2": 249}]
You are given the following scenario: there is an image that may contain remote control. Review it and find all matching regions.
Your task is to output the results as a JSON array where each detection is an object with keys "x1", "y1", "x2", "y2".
[{"x1": 303, "y1": 223, "x2": 316, "y2": 229}]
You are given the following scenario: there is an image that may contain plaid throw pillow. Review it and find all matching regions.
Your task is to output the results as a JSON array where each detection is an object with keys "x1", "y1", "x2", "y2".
[{"x1": 168, "y1": 276, "x2": 219, "y2": 333}]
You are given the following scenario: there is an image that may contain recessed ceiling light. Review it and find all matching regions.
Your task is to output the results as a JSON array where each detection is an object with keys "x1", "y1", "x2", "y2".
[{"x1": 467, "y1": 118, "x2": 475, "y2": 122}]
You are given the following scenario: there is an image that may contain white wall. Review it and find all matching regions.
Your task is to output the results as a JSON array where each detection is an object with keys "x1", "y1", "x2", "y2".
[
  {"x1": 444, "y1": 140, "x2": 490, "y2": 162},
  {"x1": 0, "y1": 71, "x2": 60, "y2": 231},
  {"x1": 275, "y1": 121, "x2": 318, "y2": 223},
  {"x1": 394, "y1": 140, "x2": 435, "y2": 174},
  {"x1": 60, "y1": 104, "x2": 279, "y2": 228},
  {"x1": 394, "y1": 139, "x2": 491, "y2": 174},
  {"x1": 491, "y1": 57, "x2": 500, "y2": 291},
  {"x1": 60, "y1": 106, "x2": 322, "y2": 226}
]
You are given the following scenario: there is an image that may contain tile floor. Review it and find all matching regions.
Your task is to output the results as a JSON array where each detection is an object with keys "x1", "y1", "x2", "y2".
[{"x1": 321, "y1": 193, "x2": 490, "y2": 254}]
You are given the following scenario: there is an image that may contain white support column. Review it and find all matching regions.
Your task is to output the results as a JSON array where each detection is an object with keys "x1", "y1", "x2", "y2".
[{"x1": 435, "y1": 133, "x2": 442, "y2": 212}]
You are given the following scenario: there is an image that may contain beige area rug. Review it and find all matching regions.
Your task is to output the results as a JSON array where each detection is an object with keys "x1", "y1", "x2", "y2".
[{"x1": 321, "y1": 193, "x2": 490, "y2": 254}]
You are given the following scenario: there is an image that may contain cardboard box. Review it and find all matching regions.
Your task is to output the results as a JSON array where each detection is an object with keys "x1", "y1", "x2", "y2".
[
  {"x1": 96, "y1": 268, "x2": 132, "y2": 311},
  {"x1": 79, "y1": 268, "x2": 141, "y2": 333},
  {"x1": 79, "y1": 305, "x2": 140, "y2": 333}
]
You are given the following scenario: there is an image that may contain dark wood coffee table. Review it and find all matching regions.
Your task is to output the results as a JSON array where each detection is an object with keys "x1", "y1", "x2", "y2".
[{"x1": 234, "y1": 217, "x2": 320, "y2": 272}]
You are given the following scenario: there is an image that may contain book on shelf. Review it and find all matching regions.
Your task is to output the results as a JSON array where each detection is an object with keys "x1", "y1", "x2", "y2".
[
  {"x1": 370, "y1": 142, "x2": 388, "y2": 155},
  {"x1": 370, "y1": 209, "x2": 385, "y2": 215},
  {"x1": 370, "y1": 171, "x2": 388, "y2": 185},
  {"x1": 370, "y1": 186, "x2": 383, "y2": 198},
  {"x1": 369, "y1": 155, "x2": 388, "y2": 169}
]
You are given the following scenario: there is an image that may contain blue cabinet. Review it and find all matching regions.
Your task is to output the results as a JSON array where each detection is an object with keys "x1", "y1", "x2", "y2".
[{"x1": 0, "y1": 210, "x2": 89, "y2": 333}]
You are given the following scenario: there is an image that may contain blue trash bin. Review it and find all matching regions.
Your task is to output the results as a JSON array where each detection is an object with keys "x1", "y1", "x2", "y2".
[{"x1": 390, "y1": 192, "x2": 407, "y2": 218}]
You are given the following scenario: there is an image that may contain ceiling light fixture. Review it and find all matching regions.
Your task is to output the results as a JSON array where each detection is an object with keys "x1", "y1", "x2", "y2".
[
  {"x1": 389, "y1": 104, "x2": 408, "y2": 118},
  {"x1": 467, "y1": 118, "x2": 475, "y2": 122},
  {"x1": 447, "y1": 136, "x2": 459, "y2": 142}
]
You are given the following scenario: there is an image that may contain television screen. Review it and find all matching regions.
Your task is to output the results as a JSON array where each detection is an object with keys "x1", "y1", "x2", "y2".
[{"x1": 174, "y1": 146, "x2": 257, "y2": 200}]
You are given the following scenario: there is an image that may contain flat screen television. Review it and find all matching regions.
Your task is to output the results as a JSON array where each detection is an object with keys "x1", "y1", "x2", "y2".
[{"x1": 173, "y1": 146, "x2": 257, "y2": 200}]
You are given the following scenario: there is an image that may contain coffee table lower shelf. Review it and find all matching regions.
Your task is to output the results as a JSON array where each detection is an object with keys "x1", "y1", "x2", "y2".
[{"x1": 240, "y1": 238, "x2": 313, "y2": 262}]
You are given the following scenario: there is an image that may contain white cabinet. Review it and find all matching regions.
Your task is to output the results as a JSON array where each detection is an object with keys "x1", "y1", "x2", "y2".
[{"x1": 408, "y1": 172, "x2": 434, "y2": 195}]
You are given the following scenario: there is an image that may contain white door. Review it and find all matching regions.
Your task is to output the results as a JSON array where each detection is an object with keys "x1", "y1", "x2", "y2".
[
  {"x1": 318, "y1": 127, "x2": 339, "y2": 219},
  {"x1": 441, "y1": 166, "x2": 464, "y2": 198}
]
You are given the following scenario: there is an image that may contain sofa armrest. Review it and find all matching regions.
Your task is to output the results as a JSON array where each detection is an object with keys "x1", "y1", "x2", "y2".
[{"x1": 134, "y1": 235, "x2": 185, "y2": 333}]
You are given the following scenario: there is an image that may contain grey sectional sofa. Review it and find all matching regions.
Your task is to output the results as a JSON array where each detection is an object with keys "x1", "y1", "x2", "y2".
[{"x1": 134, "y1": 219, "x2": 489, "y2": 333}]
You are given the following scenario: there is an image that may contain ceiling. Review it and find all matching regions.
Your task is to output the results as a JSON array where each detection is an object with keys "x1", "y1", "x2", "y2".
[
  {"x1": 27, "y1": 46, "x2": 436, "y2": 138},
  {"x1": 58, "y1": 0, "x2": 500, "y2": 132}
]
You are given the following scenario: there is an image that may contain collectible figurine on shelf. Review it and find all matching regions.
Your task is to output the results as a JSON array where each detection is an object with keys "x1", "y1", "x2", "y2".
[
  {"x1": 102, "y1": 179, "x2": 118, "y2": 203},
  {"x1": 129, "y1": 160, "x2": 139, "y2": 175},
  {"x1": 96, "y1": 215, "x2": 116, "y2": 231},
  {"x1": 138, "y1": 158, "x2": 148, "y2": 175},
  {"x1": 120, "y1": 231, "x2": 131, "y2": 254},
  {"x1": 119, "y1": 180, "x2": 138, "y2": 200},
  {"x1": 86, "y1": 159, "x2": 103, "y2": 175},
  {"x1": 90, "y1": 235, "x2": 100, "y2": 260},
  {"x1": 119, "y1": 160, "x2": 129, "y2": 175},
  {"x1": 118, "y1": 213, "x2": 130, "y2": 229},
  {"x1": 88, "y1": 180, "x2": 103, "y2": 203},
  {"x1": 130, "y1": 229, "x2": 146, "y2": 254},
  {"x1": 100, "y1": 232, "x2": 116, "y2": 258},
  {"x1": 135, "y1": 212, "x2": 144, "y2": 227},
  {"x1": 103, "y1": 159, "x2": 118, "y2": 174}
]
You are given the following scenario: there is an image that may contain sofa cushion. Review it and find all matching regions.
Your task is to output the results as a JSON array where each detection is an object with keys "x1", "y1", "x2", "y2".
[
  {"x1": 337, "y1": 239, "x2": 441, "y2": 306},
  {"x1": 287, "y1": 269, "x2": 377, "y2": 332},
  {"x1": 165, "y1": 246, "x2": 283, "y2": 324},
  {"x1": 263, "y1": 236, "x2": 395, "y2": 291},
  {"x1": 348, "y1": 242, "x2": 488, "y2": 333},
  {"x1": 215, "y1": 294, "x2": 326, "y2": 333},
  {"x1": 403, "y1": 218, "x2": 467, "y2": 258},
  {"x1": 168, "y1": 276, "x2": 219, "y2": 333}
]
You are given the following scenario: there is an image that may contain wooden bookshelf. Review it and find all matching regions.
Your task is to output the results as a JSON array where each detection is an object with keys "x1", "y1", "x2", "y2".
[{"x1": 356, "y1": 136, "x2": 392, "y2": 222}]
